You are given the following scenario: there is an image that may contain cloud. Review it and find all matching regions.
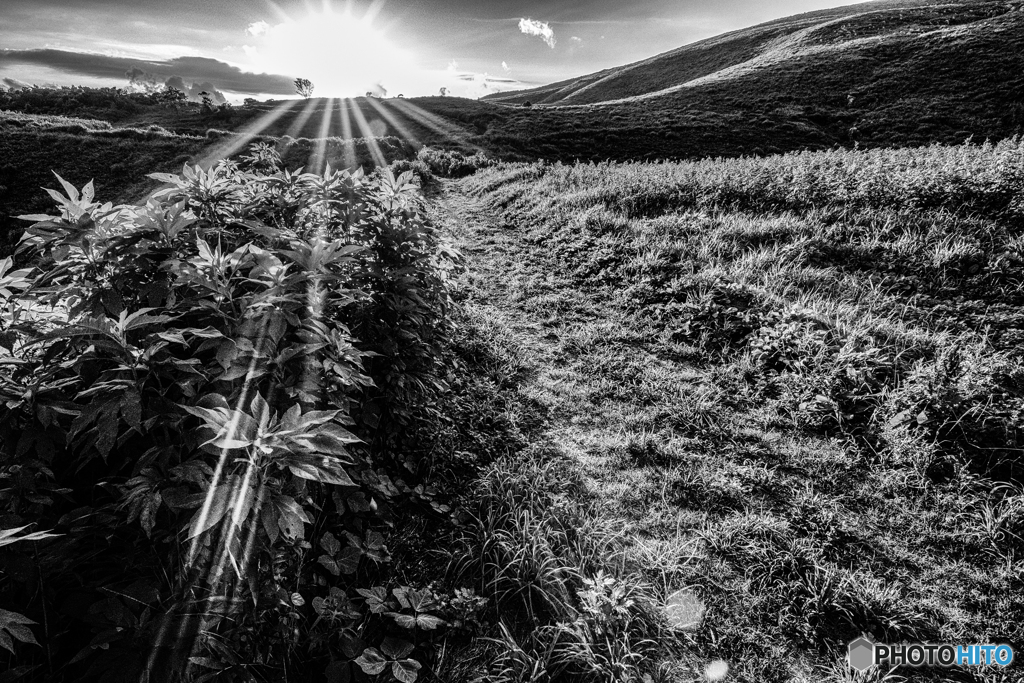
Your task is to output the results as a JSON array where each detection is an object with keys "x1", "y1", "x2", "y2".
[
  {"x1": 447, "y1": 59, "x2": 459, "y2": 72},
  {"x1": 571, "y1": 36, "x2": 583, "y2": 43},
  {"x1": 1, "y1": 77, "x2": 32, "y2": 90},
  {"x1": 518, "y1": 18, "x2": 556, "y2": 48},
  {"x1": 501, "y1": 61, "x2": 510, "y2": 73},
  {"x1": 454, "y1": 72, "x2": 517, "y2": 85},
  {"x1": 164, "y1": 75, "x2": 227, "y2": 104},
  {"x1": 245, "y1": 20, "x2": 270, "y2": 37},
  {"x1": 0, "y1": 48, "x2": 295, "y2": 96}
]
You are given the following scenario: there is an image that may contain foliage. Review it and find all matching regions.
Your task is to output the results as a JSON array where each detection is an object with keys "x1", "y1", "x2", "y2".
[
  {"x1": 294, "y1": 79, "x2": 315, "y2": 100},
  {"x1": 416, "y1": 148, "x2": 494, "y2": 179},
  {"x1": 0, "y1": 148, "x2": 464, "y2": 681},
  {"x1": 0, "y1": 127, "x2": 206, "y2": 259}
]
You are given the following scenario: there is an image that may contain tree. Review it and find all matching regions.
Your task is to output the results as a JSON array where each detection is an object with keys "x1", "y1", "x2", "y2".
[
  {"x1": 439, "y1": 87, "x2": 448, "y2": 97},
  {"x1": 159, "y1": 85, "x2": 187, "y2": 105},
  {"x1": 294, "y1": 77, "x2": 314, "y2": 99},
  {"x1": 199, "y1": 91, "x2": 214, "y2": 111}
]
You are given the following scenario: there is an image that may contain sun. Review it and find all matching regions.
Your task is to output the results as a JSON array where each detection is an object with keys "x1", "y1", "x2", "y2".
[{"x1": 247, "y1": 4, "x2": 419, "y2": 98}]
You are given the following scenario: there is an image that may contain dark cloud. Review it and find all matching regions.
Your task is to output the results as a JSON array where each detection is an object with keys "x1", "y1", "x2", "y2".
[
  {"x1": 0, "y1": 48, "x2": 295, "y2": 95},
  {"x1": 1, "y1": 77, "x2": 32, "y2": 90}
]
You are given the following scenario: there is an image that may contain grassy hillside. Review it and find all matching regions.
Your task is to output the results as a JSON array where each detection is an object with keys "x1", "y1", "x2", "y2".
[
  {"x1": 437, "y1": 137, "x2": 1024, "y2": 680},
  {"x1": 486, "y1": 0, "x2": 1023, "y2": 107},
  {"x1": 0, "y1": 113, "x2": 208, "y2": 256},
  {"x1": 479, "y1": 0, "x2": 1024, "y2": 157},
  {"x1": 6, "y1": 0, "x2": 1024, "y2": 167}
]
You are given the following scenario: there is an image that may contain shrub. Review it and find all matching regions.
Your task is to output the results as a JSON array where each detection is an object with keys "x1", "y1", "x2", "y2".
[
  {"x1": 416, "y1": 147, "x2": 495, "y2": 178},
  {"x1": 0, "y1": 153, "x2": 463, "y2": 681},
  {"x1": 387, "y1": 158, "x2": 435, "y2": 186}
]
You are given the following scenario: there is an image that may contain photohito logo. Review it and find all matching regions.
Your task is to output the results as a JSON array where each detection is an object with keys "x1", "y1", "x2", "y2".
[{"x1": 848, "y1": 637, "x2": 1015, "y2": 672}]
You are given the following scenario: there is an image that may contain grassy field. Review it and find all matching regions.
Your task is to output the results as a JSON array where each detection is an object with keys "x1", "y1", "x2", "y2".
[{"x1": 427, "y1": 137, "x2": 1024, "y2": 681}]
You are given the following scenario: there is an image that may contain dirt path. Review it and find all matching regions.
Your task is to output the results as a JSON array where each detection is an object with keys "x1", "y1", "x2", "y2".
[
  {"x1": 427, "y1": 178, "x2": 710, "y2": 574},
  {"x1": 425, "y1": 178, "x2": 868, "y2": 682}
]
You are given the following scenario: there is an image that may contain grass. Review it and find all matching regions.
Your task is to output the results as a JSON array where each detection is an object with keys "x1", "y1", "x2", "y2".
[
  {"x1": 421, "y1": 137, "x2": 1024, "y2": 681},
  {"x1": 0, "y1": 123, "x2": 207, "y2": 257}
]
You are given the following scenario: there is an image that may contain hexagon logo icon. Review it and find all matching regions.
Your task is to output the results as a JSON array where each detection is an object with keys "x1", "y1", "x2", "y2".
[{"x1": 848, "y1": 637, "x2": 875, "y2": 672}]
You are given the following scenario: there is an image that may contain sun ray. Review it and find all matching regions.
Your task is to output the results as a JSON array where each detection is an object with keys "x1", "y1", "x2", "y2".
[
  {"x1": 349, "y1": 101, "x2": 388, "y2": 168},
  {"x1": 364, "y1": 97, "x2": 420, "y2": 147},
  {"x1": 155, "y1": 317, "x2": 274, "y2": 669},
  {"x1": 309, "y1": 98, "x2": 336, "y2": 172},
  {"x1": 362, "y1": 0, "x2": 389, "y2": 26},
  {"x1": 196, "y1": 99, "x2": 299, "y2": 168},
  {"x1": 389, "y1": 99, "x2": 482, "y2": 151},
  {"x1": 262, "y1": 0, "x2": 292, "y2": 24},
  {"x1": 338, "y1": 99, "x2": 358, "y2": 170},
  {"x1": 286, "y1": 96, "x2": 321, "y2": 139}
]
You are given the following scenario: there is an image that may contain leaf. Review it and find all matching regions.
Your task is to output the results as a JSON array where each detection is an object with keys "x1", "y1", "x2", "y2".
[
  {"x1": 356, "y1": 587, "x2": 390, "y2": 613},
  {"x1": 52, "y1": 172, "x2": 80, "y2": 202},
  {"x1": 318, "y1": 555, "x2": 340, "y2": 576},
  {"x1": 381, "y1": 637, "x2": 415, "y2": 660},
  {"x1": 275, "y1": 495, "x2": 309, "y2": 540},
  {"x1": 386, "y1": 612, "x2": 418, "y2": 629},
  {"x1": 392, "y1": 659, "x2": 421, "y2": 683},
  {"x1": 0, "y1": 610, "x2": 38, "y2": 652},
  {"x1": 355, "y1": 648, "x2": 387, "y2": 676},
  {"x1": 336, "y1": 546, "x2": 361, "y2": 574},
  {"x1": 0, "y1": 526, "x2": 61, "y2": 548},
  {"x1": 413, "y1": 614, "x2": 445, "y2": 630},
  {"x1": 286, "y1": 457, "x2": 355, "y2": 486},
  {"x1": 320, "y1": 531, "x2": 341, "y2": 556},
  {"x1": 186, "y1": 483, "x2": 233, "y2": 539},
  {"x1": 261, "y1": 503, "x2": 280, "y2": 544}
]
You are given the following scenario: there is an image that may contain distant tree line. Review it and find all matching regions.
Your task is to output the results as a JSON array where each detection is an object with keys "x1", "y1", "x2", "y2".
[{"x1": 0, "y1": 85, "x2": 230, "y2": 122}]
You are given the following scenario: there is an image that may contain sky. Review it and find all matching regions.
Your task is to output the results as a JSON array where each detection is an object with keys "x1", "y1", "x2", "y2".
[{"x1": 0, "y1": 0, "x2": 873, "y2": 100}]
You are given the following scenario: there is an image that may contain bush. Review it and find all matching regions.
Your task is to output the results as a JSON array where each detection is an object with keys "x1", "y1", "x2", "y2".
[
  {"x1": 388, "y1": 157, "x2": 435, "y2": 186},
  {"x1": 416, "y1": 147, "x2": 495, "y2": 178},
  {"x1": 0, "y1": 153, "x2": 464, "y2": 681}
]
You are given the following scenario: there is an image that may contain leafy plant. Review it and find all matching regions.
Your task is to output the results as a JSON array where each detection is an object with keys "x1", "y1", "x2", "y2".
[{"x1": 0, "y1": 149, "x2": 462, "y2": 681}]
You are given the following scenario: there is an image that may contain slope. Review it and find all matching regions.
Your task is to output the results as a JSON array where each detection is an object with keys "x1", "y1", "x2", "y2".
[{"x1": 484, "y1": 0, "x2": 1023, "y2": 107}]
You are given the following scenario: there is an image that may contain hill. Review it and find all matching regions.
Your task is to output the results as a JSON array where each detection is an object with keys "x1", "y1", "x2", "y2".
[
  {"x1": 486, "y1": 0, "x2": 1024, "y2": 106},
  {"x1": 480, "y1": 0, "x2": 1024, "y2": 154}
]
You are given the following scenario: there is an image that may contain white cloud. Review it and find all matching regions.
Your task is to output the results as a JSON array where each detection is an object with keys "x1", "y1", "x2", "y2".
[
  {"x1": 245, "y1": 20, "x2": 270, "y2": 37},
  {"x1": 571, "y1": 36, "x2": 583, "y2": 43},
  {"x1": 447, "y1": 59, "x2": 459, "y2": 72},
  {"x1": 518, "y1": 18, "x2": 556, "y2": 48},
  {"x1": 501, "y1": 61, "x2": 510, "y2": 73}
]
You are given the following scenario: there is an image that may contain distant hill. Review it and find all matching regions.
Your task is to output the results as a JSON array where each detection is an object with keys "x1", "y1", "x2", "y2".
[
  {"x1": 476, "y1": 0, "x2": 1024, "y2": 157},
  {"x1": 485, "y1": 0, "x2": 1024, "y2": 107}
]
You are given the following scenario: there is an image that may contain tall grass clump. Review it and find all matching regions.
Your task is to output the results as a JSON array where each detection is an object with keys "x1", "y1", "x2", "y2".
[{"x1": 444, "y1": 451, "x2": 666, "y2": 682}]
